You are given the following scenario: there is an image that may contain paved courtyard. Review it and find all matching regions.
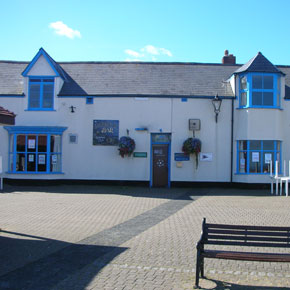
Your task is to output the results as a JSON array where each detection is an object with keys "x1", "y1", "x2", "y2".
[{"x1": 0, "y1": 184, "x2": 290, "y2": 290}]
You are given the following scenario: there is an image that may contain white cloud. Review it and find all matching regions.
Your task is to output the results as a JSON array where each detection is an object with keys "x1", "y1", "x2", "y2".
[
  {"x1": 49, "y1": 21, "x2": 81, "y2": 39},
  {"x1": 160, "y1": 48, "x2": 173, "y2": 57},
  {"x1": 124, "y1": 45, "x2": 172, "y2": 61},
  {"x1": 124, "y1": 49, "x2": 144, "y2": 58}
]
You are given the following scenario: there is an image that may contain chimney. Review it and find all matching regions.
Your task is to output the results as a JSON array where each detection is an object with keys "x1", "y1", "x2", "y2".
[{"x1": 222, "y1": 50, "x2": 236, "y2": 64}]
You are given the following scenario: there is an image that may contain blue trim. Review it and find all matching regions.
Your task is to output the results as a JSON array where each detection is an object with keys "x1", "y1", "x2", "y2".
[
  {"x1": 150, "y1": 133, "x2": 171, "y2": 188},
  {"x1": 86, "y1": 97, "x2": 94, "y2": 104},
  {"x1": 28, "y1": 77, "x2": 55, "y2": 110},
  {"x1": 4, "y1": 126, "x2": 67, "y2": 134},
  {"x1": 57, "y1": 95, "x2": 235, "y2": 99},
  {"x1": 236, "y1": 140, "x2": 281, "y2": 175},
  {"x1": 238, "y1": 73, "x2": 281, "y2": 109},
  {"x1": 25, "y1": 109, "x2": 56, "y2": 111},
  {"x1": 0, "y1": 94, "x2": 25, "y2": 98},
  {"x1": 22, "y1": 48, "x2": 61, "y2": 78}
]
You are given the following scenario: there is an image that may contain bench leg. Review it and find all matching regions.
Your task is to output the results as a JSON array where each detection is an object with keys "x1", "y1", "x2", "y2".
[
  {"x1": 195, "y1": 251, "x2": 201, "y2": 289},
  {"x1": 200, "y1": 256, "x2": 205, "y2": 278}
]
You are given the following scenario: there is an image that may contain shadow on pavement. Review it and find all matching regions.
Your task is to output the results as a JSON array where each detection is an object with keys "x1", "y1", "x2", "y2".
[
  {"x1": 0, "y1": 230, "x2": 127, "y2": 290},
  {"x1": 2, "y1": 183, "x2": 271, "y2": 200},
  {"x1": 198, "y1": 278, "x2": 290, "y2": 289}
]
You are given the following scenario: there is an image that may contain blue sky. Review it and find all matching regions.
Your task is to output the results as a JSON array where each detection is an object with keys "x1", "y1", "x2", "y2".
[{"x1": 2, "y1": 0, "x2": 290, "y2": 65}]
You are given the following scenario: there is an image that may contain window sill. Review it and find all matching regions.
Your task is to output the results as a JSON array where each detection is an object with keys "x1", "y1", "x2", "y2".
[
  {"x1": 237, "y1": 106, "x2": 283, "y2": 110},
  {"x1": 25, "y1": 109, "x2": 56, "y2": 112},
  {"x1": 6, "y1": 171, "x2": 64, "y2": 174}
]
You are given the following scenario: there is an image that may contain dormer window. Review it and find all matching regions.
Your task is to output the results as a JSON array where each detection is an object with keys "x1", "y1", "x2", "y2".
[
  {"x1": 239, "y1": 73, "x2": 280, "y2": 108},
  {"x1": 28, "y1": 77, "x2": 54, "y2": 110}
]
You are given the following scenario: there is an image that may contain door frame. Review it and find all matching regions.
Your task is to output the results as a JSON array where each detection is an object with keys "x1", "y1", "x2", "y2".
[{"x1": 150, "y1": 133, "x2": 171, "y2": 188}]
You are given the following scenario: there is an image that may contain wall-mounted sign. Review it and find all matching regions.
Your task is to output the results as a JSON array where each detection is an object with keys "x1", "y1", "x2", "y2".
[
  {"x1": 189, "y1": 119, "x2": 201, "y2": 131},
  {"x1": 28, "y1": 154, "x2": 34, "y2": 162},
  {"x1": 93, "y1": 120, "x2": 119, "y2": 146},
  {"x1": 174, "y1": 153, "x2": 190, "y2": 161},
  {"x1": 252, "y1": 152, "x2": 259, "y2": 163},
  {"x1": 133, "y1": 152, "x2": 147, "y2": 158},
  {"x1": 38, "y1": 154, "x2": 46, "y2": 165},
  {"x1": 28, "y1": 139, "x2": 36, "y2": 149},
  {"x1": 200, "y1": 153, "x2": 213, "y2": 162}
]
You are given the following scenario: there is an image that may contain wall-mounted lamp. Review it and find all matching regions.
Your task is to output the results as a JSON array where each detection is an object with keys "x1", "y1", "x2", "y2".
[
  {"x1": 70, "y1": 106, "x2": 76, "y2": 113},
  {"x1": 212, "y1": 94, "x2": 222, "y2": 123}
]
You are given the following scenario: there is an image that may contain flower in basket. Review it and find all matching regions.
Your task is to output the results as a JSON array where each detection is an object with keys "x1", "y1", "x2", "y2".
[
  {"x1": 182, "y1": 137, "x2": 202, "y2": 169},
  {"x1": 118, "y1": 136, "x2": 136, "y2": 158}
]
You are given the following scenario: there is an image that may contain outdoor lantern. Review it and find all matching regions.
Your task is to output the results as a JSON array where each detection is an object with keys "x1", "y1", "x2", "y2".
[{"x1": 212, "y1": 94, "x2": 222, "y2": 123}]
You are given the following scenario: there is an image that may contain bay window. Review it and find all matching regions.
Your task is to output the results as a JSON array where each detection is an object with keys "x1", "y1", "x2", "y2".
[
  {"x1": 237, "y1": 140, "x2": 281, "y2": 174},
  {"x1": 4, "y1": 126, "x2": 66, "y2": 174},
  {"x1": 239, "y1": 73, "x2": 280, "y2": 108}
]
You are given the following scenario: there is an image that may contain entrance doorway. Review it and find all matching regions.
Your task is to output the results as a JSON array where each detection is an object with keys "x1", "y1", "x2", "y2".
[{"x1": 151, "y1": 133, "x2": 171, "y2": 187}]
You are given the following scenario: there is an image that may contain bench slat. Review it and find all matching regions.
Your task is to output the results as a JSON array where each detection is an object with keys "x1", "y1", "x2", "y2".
[
  {"x1": 208, "y1": 229, "x2": 290, "y2": 237},
  {"x1": 203, "y1": 250, "x2": 290, "y2": 262},
  {"x1": 206, "y1": 240, "x2": 290, "y2": 247},
  {"x1": 206, "y1": 223, "x2": 290, "y2": 232},
  {"x1": 207, "y1": 234, "x2": 290, "y2": 243}
]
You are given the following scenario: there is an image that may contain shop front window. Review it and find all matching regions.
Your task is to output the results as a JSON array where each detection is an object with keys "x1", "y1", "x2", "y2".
[{"x1": 237, "y1": 140, "x2": 281, "y2": 174}]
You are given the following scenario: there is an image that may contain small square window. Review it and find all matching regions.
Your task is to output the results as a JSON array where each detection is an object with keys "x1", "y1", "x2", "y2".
[
  {"x1": 86, "y1": 97, "x2": 94, "y2": 104},
  {"x1": 69, "y1": 134, "x2": 78, "y2": 144}
]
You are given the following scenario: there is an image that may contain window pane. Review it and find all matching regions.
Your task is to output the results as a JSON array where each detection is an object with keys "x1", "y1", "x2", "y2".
[
  {"x1": 17, "y1": 135, "x2": 26, "y2": 152},
  {"x1": 263, "y1": 151, "x2": 274, "y2": 173},
  {"x1": 27, "y1": 135, "x2": 36, "y2": 152},
  {"x1": 276, "y1": 141, "x2": 281, "y2": 151},
  {"x1": 16, "y1": 153, "x2": 25, "y2": 171},
  {"x1": 37, "y1": 154, "x2": 47, "y2": 172},
  {"x1": 252, "y1": 75, "x2": 262, "y2": 89},
  {"x1": 43, "y1": 84, "x2": 54, "y2": 108},
  {"x1": 29, "y1": 84, "x2": 40, "y2": 108},
  {"x1": 252, "y1": 92, "x2": 262, "y2": 105},
  {"x1": 263, "y1": 141, "x2": 274, "y2": 150},
  {"x1": 250, "y1": 140, "x2": 261, "y2": 150},
  {"x1": 27, "y1": 154, "x2": 36, "y2": 171},
  {"x1": 240, "y1": 76, "x2": 247, "y2": 90},
  {"x1": 250, "y1": 152, "x2": 261, "y2": 173},
  {"x1": 51, "y1": 154, "x2": 61, "y2": 172},
  {"x1": 38, "y1": 135, "x2": 47, "y2": 152},
  {"x1": 239, "y1": 152, "x2": 247, "y2": 173},
  {"x1": 263, "y1": 92, "x2": 273, "y2": 106},
  {"x1": 264, "y1": 75, "x2": 273, "y2": 89},
  {"x1": 239, "y1": 141, "x2": 247, "y2": 150},
  {"x1": 241, "y1": 92, "x2": 247, "y2": 106},
  {"x1": 50, "y1": 135, "x2": 61, "y2": 152}
]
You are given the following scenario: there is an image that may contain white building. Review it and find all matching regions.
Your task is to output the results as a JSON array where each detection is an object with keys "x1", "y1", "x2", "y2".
[{"x1": 0, "y1": 49, "x2": 289, "y2": 187}]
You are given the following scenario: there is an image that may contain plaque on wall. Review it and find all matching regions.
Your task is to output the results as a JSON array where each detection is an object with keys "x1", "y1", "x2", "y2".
[{"x1": 93, "y1": 120, "x2": 119, "y2": 146}]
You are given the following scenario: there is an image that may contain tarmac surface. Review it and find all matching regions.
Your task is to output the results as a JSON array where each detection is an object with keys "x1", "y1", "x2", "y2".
[{"x1": 0, "y1": 184, "x2": 290, "y2": 290}]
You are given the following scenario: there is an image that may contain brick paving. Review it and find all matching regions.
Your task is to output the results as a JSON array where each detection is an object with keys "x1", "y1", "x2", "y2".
[{"x1": 0, "y1": 185, "x2": 290, "y2": 289}]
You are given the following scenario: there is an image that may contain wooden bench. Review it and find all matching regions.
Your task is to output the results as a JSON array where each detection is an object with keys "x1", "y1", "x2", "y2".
[{"x1": 195, "y1": 218, "x2": 290, "y2": 288}]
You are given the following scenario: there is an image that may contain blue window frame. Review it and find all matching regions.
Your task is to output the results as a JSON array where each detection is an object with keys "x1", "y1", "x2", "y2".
[
  {"x1": 239, "y1": 73, "x2": 280, "y2": 108},
  {"x1": 237, "y1": 140, "x2": 281, "y2": 174},
  {"x1": 4, "y1": 126, "x2": 66, "y2": 174},
  {"x1": 28, "y1": 77, "x2": 54, "y2": 110}
]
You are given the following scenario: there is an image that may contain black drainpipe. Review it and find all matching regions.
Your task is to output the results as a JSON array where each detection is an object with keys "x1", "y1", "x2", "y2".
[{"x1": 230, "y1": 97, "x2": 234, "y2": 183}]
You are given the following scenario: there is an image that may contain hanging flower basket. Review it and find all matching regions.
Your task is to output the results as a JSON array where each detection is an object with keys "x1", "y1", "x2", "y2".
[
  {"x1": 118, "y1": 136, "x2": 136, "y2": 158},
  {"x1": 182, "y1": 137, "x2": 202, "y2": 169}
]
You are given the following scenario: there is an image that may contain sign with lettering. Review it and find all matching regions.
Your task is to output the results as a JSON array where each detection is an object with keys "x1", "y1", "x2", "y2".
[
  {"x1": 174, "y1": 153, "x2": 190, "y2": 161},
  {"x1": 93, "y1": 120, "x2": 119, "y2": 146},
  {"x1": 133, "y1": 152, "x2": 147, "y2": 158}
]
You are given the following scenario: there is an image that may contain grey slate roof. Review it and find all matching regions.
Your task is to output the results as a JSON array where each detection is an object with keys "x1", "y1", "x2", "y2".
[
  {"x1": 234, "y1": 52, "x2": 285, "y2": 75},
  {"x1": 1, "y1": 52, "x2": 290, "y2": 98},
  {"x1": 0, "y1": 106, "x2": 16, "y2": 125},
  {"x1": 0, "y1": 61, "x2": 238, "y2": 98}
]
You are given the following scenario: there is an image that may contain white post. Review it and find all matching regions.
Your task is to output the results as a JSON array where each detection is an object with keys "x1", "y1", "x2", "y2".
[
  {"x1": 270, "y1": 160, "x2": 273, "y2": 194},
  {"x1": 275, "y1": 160, "x2": 279, "y2": 195}
]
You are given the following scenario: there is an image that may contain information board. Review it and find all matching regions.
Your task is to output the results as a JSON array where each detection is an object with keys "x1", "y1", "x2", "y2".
[
  {"x1": 174, "y1": 153, "x2": 190, "y2": 161},
  {"x1": 93, "y1": 120, "x2": 119, "y2": 146}
]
